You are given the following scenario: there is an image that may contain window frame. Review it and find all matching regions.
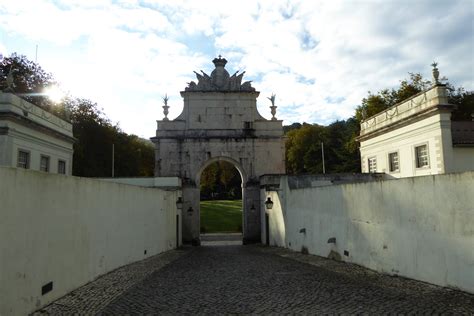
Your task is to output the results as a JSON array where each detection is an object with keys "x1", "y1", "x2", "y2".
[
  {"x1": 367, "y1": 156, "x2": 377, "y2": 173},
  {"x1": 40, "y1": 155, "x2": 50, "y2": 172},
  {"x1": 388, "y1": 151, "x2": 400, "y2": 173},
  {"x1": 17, "y1": 150, "x2": 30, "y2": 169},
  {"x1": 58, "y1": 160, "x2": 66, "y2": 175},
  {"x1": 414, "y1": 143, "x2": 430, "y2": 169}
]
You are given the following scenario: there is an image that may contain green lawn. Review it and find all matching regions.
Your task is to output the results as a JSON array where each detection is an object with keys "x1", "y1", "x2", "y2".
[{"x1": 200, "y1": 200, "x2": 242, "y2": 233}]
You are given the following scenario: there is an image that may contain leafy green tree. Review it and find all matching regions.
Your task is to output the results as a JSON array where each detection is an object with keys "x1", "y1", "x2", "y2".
[
  {"x1": 354, "y1": 73, "x2": 431, "y2": 123},
  {"x1": 283, "y1": 122, "x2": 302, "y2": 134},
  {"x1": 68, "y1": 98, "x2": 114, "y2": 176},
  {"x1": 69, "y1": 98, "x2": 154, "y2": 177},
  {"x1": 286, "y1": 123, "x2": 327, "y2": 174},
  {"x1": 285, "y1": 120, "x2": 360, "y2": 174},
  {"x1": 200, "y1": 161, "x2": 241, "y2": 200},
  {"x1": 326, "y1": 119, "x2": 360, "y2": 172},
  {"x1": 449, "y1": 88, "x2": 474, "y2": 121}
]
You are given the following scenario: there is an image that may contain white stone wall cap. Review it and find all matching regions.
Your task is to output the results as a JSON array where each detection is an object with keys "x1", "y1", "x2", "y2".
[{"x1": 0, "y1": 92, "x2": 73, "y2": 137}]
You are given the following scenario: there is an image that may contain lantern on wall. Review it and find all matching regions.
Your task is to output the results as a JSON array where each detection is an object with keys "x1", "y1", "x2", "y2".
[
  {"x1": 176, "y1": 197, "x2": 183, "y2": 210},
  {"x1": 264, "y1": 197, "x2": 273, "y2": 210}
]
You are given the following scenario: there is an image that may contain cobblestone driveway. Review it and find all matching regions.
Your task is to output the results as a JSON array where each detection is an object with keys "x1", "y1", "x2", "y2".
[{"x1": 37, "y1": 245, "x2": 474, "y2": 315}]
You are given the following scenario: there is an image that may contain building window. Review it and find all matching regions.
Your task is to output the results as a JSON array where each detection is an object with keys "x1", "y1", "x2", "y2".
[
  {"x1": 368, "y1": 157, "x2": 377, "y2": 173},
  {"x1": 40, "y1": 155, "x2": 50, "y2": 172},
  {"x1": 415, "y1": 145, "x2": 429, "y2": 168},
  {"x1": 388, "y1": 152, "x2": 399, "y2": 172},
  {"x1": 17, "y1": 150, "x2": 30, "y2": 169},
  {"x1": 58, "y1": 160, "x2": 66, "y2": 175}
]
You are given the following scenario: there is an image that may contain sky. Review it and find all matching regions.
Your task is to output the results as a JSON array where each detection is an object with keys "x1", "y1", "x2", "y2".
[{"x1": 0, "y1": 0, "x2": 473, "y2": 138}]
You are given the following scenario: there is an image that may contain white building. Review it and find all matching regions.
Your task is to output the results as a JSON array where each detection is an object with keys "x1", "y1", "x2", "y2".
[
  {"x1": 0, "y1": 92, "x2": 74, "y2": 175},
  {"x1": 358, "y1": 84, "x2": 474, "y2": 178}
]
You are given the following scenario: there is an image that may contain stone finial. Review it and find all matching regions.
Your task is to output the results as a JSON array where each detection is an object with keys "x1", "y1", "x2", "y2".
[
  {"x1": 3, "y1": 66, "x2": 15, "y2": 92},
  {"x1": 431, "y1": 61, "x2": 440, "y2": 85},
  {"x1": 162, "y1": 94, "x2": 170, "y2": 121},
  {"x1": 268, "y1": 93, "x2": 277, "y2": 120}
]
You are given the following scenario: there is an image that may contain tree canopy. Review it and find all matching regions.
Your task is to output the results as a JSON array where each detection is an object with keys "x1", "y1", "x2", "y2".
[
  {"x1": 0, "y1": 53, "x2": 63, "y2": 117},
  {"x1": 68, "y1": 98, "x2": 154, "y2": 177},
  {"x1": 354, "y1": 73, "x2": 431, "y2": 122},
  {"x1": 449, "y1": 88, "x2": 474, "y2": 121},
  {"x1": 285, "y1": 120, "x2": 359, "y2": 174},
  {"x1": 200, "y1": 161, "x2": 242, "y2": 200}
]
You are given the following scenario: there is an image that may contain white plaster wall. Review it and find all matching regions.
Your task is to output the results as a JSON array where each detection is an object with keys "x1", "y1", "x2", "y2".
[
  {"x1": 1, "y1": 121, "x2": 73, "y2": 175},
  {"x1": 266, "y1": 172, "x2": 474, "y2": 293},
  {"x1": 0, "y1": 167, "x2": 181, "y2": 315},
  {"x1": 360, "y1": 114, "x2": 446, "y2": 177}
]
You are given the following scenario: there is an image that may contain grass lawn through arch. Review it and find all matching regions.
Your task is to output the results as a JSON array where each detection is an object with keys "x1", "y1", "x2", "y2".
[{"x1": 200, "y1": 200, "x2": 243, "y2": 233}]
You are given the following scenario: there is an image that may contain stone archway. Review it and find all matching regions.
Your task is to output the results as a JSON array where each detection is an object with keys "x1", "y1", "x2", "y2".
[
  {"x1": 196, "y1": 156, "x2": 246, "y2": 238},
  {"x1": 196, "y1": 156, "x2": 248, "y2": 188},
  {"x1": 151, "y1": 56, "x2": 285, "y2": 244}
]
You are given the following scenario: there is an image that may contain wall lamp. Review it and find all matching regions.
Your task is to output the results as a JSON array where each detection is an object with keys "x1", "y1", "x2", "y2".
[
  {"x1": 187, "y1": 206, "x2": 194, "y2": 216},
  {"x1": 264, "y1": 197, "x2": 274, "y2": 210},
  {"x1": 176, "y1": 197, "x2": 183, "y2": 210}
]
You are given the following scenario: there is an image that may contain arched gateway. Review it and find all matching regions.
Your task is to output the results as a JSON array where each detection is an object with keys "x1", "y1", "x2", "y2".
[{"x1": 151, "y1": 57, "x2": 285, "y2": 244}]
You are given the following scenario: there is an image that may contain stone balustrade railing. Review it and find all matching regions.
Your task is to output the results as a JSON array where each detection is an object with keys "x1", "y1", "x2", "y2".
[
  {"x1": 0, "y1": 92, "x2": 73, "y2": 137},
  {"x1": 360, "y1": 85, "x2": 449, "y2": 136}
]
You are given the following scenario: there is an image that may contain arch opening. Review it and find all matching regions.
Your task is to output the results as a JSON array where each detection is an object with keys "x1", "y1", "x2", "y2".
[{"x1": 197, "y1": 157, "x2": 245, "y2": 243}]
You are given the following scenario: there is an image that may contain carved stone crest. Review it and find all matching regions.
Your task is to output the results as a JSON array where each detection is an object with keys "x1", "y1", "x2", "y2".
[{"x1": 185, "y1": 56, "x2": 255, "y2": 92}]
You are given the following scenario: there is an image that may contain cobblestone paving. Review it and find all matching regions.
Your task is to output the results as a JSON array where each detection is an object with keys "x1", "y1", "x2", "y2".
[
  {"x1": 33, "y1": 249, "x2": 188, "y2": 315},
  {"x1": 99, "y1": 245, "x2": 474, "y2": 315}
]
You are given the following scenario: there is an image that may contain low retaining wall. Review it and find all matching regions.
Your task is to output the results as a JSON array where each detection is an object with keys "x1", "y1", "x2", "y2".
[
  {"x1": 262, "y1": 172, "x2": 474, "y2": 293},
  {"x1": 0, "y1": 167, "x2": 181, "y2": 315}
]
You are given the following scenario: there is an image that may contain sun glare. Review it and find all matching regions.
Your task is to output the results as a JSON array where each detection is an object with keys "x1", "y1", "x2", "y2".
[{"x1": 45, "y1": 86, "x2": 64, "y2": 103}]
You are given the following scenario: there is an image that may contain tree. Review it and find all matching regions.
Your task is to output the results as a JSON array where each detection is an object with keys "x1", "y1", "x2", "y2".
[
  {"x1": 449, "y1": 88, "x2": 474, "y2": 121},
  {"x1": 326, "y1": 119, "x2": 360, "y2": 173},
  {"x1": 283, "y1": 122, "x2": 302, "y2": 134},
  {"x1": 285, "y1": 120, "x2": 360, "y2": 175},
  {"x1": 200, "y1": 161, "x2": 242, "y2": 200},
  {"x1": 68, "y1": 98, "x2": 154, "y2": 177},
  {"x1": 0, "y1": 53, "x2": 62, "y2": 117},
  {"x1": 354, "y1": 73, "x2": 431, "y2": 123},
  {"x1": 286, "y1": 123, "x2": 327, "y2": 174}
]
